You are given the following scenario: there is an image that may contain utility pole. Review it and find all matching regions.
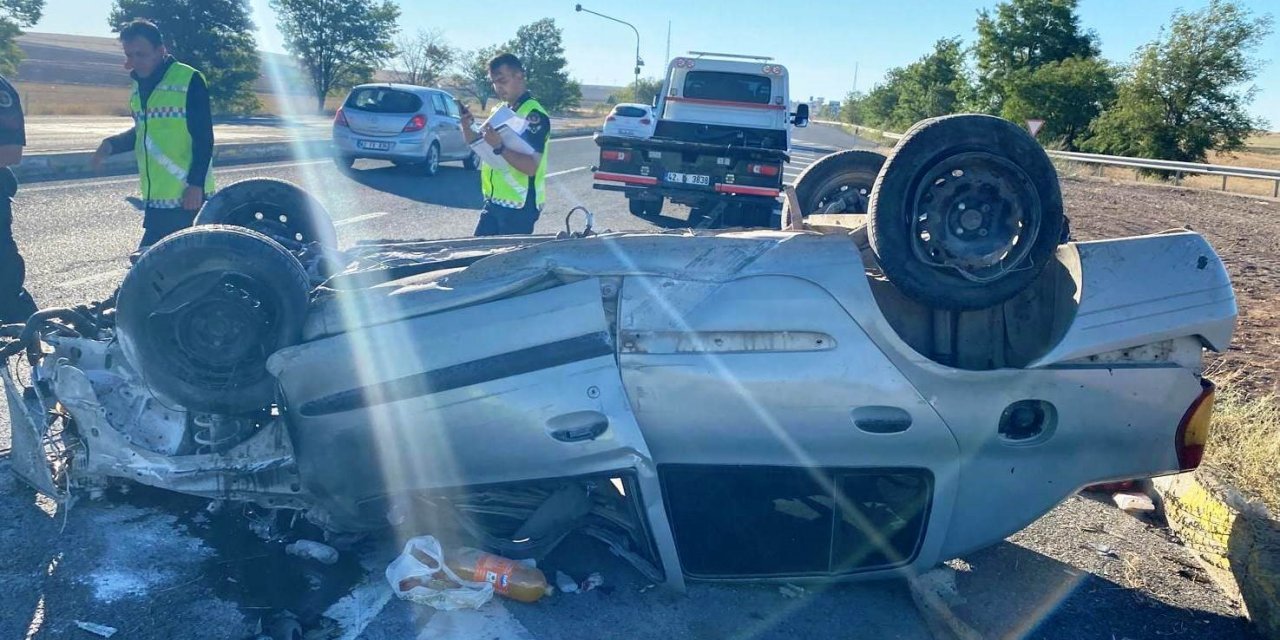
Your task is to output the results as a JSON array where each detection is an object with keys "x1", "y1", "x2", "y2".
[
  {"x1": 853, "y1": 61, "x2": 859, "y2": 94},
  {"x1": 665, "y1": 21, "x2": 671, "y2": 65},
  {"x1": 575, "y1": 4, "x2": 643, "y2": 96}
]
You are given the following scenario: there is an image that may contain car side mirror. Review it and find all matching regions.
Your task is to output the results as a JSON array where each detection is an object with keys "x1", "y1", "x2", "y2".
[{"x1": 792, "y1": 103, "x2": 810, "y2": 128}]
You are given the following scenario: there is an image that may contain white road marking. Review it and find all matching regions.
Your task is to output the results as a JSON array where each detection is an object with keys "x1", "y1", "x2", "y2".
[
  {"x1": 335, "y1": 211, "x2": 389, "y2": 227},
  {"x1": 418, "y1": 602, "x2": 536, "y2": 639},
  {"x1": 553, "y1": 134, "x2": 595, "y2": 142},
  {"x1": 323, "y1": 551, "x2": 397, "y2": 640},
  {"x1": 23, "y1": 159, "x2": 330, "y2": 193},
  {"x1": 547, "y1": 166, "x2": 587, "y2": 178},
  {"x1": 56, "y1": 268, "x2": 128, "y2": 288}
]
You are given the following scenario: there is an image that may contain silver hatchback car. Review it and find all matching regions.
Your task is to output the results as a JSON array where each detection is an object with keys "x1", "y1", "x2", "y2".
[{"x1": 332, "y1": 83, "x2": 479, "y2": 175}]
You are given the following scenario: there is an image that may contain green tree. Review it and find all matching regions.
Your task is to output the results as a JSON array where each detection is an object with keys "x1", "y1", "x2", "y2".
[
  {"x1": 1001, "y1": 57, "x2": 1115, "y2": 149},
  {"x1": 0, "y1": 0, "x2": 44, "y2": 76},
  {"x1": 393, "y1": 28, "x2": 455, "y2": 87},
  {"x1": 452, "y1": 45, "x2": 499, "y2": 110},
  {"x1": 109, "y1": 0, "x2": 261, "y2": 114},
  {"x1": 975, "y1": 0, "x2": 1099, "y2": 113},
  {"x1": 889, "y1": 37, "x2": 971, "y2": 130},
  {"x1": 609, "y1": 77, "x2": 662, "y2": 106},
  {"x1": 271, "y1": 0, "x2": 399, "y2": 112},
  {"x1": 1082, "y1": 0, "x2": 1273, "y2": 162},
  {"x1": 504, "y1": 18, "x2": 581, "y2": 113},
  {"x1": 838, "y1": 90, "x2": 864, "y2": 124},
  {"x1": 855, "y1": 72, "x2": 903, "y2": 129}
]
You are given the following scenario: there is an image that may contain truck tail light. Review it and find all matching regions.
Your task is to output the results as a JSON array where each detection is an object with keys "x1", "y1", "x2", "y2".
[
  {"x1": 747, "y1": 163, "x2": 780, "y2": 177},
  {"x1": 403, "y1": 114, "x2": 426, "y2": 132},
  {"x1": 601, "y1": 150, "x2": 632, "y2": 162},
  {"x1": 1175, "y1": 379, "x2": 1216, "y2": 470},
  {"x1": 334, "y1": 108, "x2": 349, "y2": 128},
  {"x1": 639, "y1": 118, "x2": 651, "y2": 125}
]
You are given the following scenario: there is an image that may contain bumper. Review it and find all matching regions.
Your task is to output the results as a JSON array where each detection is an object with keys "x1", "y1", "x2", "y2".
[{"x1": 332, "y1": 129, "x2": 428, "y2": 161}]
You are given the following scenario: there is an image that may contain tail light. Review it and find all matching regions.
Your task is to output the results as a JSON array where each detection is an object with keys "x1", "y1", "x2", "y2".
[
  {"x1": 1175, "y1": 379, "x2": 1216, "y2": 470},
  {"x1": 639, "y1": 118, "x2": 651, "y2": 125},
  {"x1": 403, "y1": 114, "x2": 427, "y2": 132},
  {"x1": 601, "y1": 149, "x2": 632, "y2": 162},
  {"x1": 747, "y1": 163, "x2": 781, "y2": 177},
  {"x1": 334, "y1": 108, "x2": 348, "y2": 127}
]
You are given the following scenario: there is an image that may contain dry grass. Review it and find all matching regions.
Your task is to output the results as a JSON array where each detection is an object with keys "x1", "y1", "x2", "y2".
[
  {"x1": 15, "y1": 82, "x2": 133, "y2": 116},
  {"x1": 1203, "y1": 372, "x2": 1280, "y2": 515}
]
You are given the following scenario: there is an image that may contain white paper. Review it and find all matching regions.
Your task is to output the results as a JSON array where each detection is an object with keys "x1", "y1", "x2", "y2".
[{"x1": 470, "y1": 105, "x2": 536, "y2": 171}]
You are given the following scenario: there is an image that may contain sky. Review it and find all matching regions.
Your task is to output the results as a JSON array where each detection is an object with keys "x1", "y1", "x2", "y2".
[{"x1": 34, "y1": 0, "x2": 1280, "y2": 124}]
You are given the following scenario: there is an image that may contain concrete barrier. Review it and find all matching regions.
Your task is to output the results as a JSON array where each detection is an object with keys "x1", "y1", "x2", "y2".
[{"x1": 13, "y1": 127, "x2": 600, "y2": 185}]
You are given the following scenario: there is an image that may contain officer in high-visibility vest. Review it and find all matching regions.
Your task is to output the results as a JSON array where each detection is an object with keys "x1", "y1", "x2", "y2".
[
  {"x1": 91, "y1": 19, "x2": 215, "y2": 254},
  {"x1": 0, "y1": 71, "x2": 36, "y2": 324},
  {"x1": 459, "y1": 53, "x2": 550, "y2": 236}
]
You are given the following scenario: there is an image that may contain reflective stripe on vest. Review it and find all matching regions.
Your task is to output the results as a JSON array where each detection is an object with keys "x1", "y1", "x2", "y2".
[
  {"x1": 480, "y1": 98, "x2": 549, "y2": 210},
  {"x1": 129, "y1": 61, "x2": 215, "y2": 209}
]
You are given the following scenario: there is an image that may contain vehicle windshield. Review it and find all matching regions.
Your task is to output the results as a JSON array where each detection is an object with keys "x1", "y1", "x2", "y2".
[
  {"x1": 344, "y1": 88, "x2": 422, "y2": 113},
  {"x1": 682, "y1": 71, "x2": 773, "y2": 104}
]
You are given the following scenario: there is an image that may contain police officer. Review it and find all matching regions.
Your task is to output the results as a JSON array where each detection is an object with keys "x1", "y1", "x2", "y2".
[
  {"x1": 0, "y1": 71, "x2": 35, "y2": 324},
  {"x1": 90, "y1": 18, "x2": 215, "y2": 254},
  {"x1": 460, "y1": 53, "x2": 551, "y2": 236}
]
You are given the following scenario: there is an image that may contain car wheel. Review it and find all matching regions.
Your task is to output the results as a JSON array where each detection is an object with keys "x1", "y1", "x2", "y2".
[
  {"x1": 422, "y1": 143, "x2": 440, "y2": 177},
  {"x1": 115, "y1": 225, "x2": 310, "y2": 415},
  {"x1": 196, "y1": 178, "x2": 337, "y2": 251},
  {"x1": 463, "y1": 150, "x2": 480, "y2": 171},
  {"x1": 786, "y1": 149, "x2": 886, "y2": 219},
  {"x1": 644, "y1": 199, "x2": 664, "y2": 217},
  {"x1": 628, "y1": 198, "x2": 657, "y2": 217},
  {"x1": 333, "y1": 154, "x2": 355, "y2": 171},
  {"x1": 867, "y1": 114, "x2": 1064, "y2": 311}
]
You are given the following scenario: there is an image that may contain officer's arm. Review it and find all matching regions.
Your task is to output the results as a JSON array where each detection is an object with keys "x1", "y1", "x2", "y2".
[
  {"x1": 501, "y1": 148, "x2": 541, "y2": 177},
  {"x1": 503, "y1": 111, "x2": 549, "y2": 177},
  {"x1": 185, "y1": 74, "x2": 214, "y2": 188},
  {"x1": 0, "y1": 82, "x2": 24, "y2": 167}
]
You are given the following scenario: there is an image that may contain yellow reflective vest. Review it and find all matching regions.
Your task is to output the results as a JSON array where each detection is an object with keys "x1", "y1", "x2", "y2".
[
  {"x1": 480, "y1": 97, "x2": 549, "y2": 210},
  {"x1": 128, "y1": 61, "x2": 215, "y2": 209}
]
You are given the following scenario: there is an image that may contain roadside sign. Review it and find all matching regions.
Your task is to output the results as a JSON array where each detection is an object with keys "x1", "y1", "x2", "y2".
[{"x1": 1026, "y1": 119, "x2": 1045, "y2": 137}]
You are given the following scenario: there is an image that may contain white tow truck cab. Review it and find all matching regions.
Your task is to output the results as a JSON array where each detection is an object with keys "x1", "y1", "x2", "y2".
[{"x1": 592, "y1": 51, "x2": 809, "y2": 227}]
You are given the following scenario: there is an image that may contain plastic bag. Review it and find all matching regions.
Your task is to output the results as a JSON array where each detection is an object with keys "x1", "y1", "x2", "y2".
[{"x1": 385, "y1": 535, "x2": 494, "y2": 611}]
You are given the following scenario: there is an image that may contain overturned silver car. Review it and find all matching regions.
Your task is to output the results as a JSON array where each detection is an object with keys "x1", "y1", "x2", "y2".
[{"x1": 3, "y1": 115, "x2": 1236, "y2": 590}]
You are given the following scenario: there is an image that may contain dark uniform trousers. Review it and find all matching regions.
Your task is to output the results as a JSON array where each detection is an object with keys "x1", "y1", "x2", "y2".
[
  {"x1": 474, "y1": 200, "x2": 540, "y2": 236},
  {"x1": 0, "y1": 167, "x2": 35, "y2": 323}
]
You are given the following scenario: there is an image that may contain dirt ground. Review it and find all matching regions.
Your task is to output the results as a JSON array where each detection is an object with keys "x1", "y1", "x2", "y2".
[{"x1": 1060, "y1": 176, "x2": 1280, "y2": 398}]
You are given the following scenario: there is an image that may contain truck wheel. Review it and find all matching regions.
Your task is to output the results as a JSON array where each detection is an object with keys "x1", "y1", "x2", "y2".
[
  {"x1": 786, "y1": 149, "x2": 886, "y2": 218},
  {"x1": 867, "y1": 114, "x2": 1064, "y2": 311},
  {"x1": 196, "y1": 178, "x2": 338, "y2": 251},
  {"x1": 628, "y1": 198, "x2": 662, "y2": 218},
  {"x1": 115, "y1": 226, "x2": 310, "y2": 414}
]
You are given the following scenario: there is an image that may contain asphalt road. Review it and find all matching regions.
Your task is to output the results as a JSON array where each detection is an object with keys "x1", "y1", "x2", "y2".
[{"x1": 0, "y1": 125, "x2": 1257, "y2": 640}]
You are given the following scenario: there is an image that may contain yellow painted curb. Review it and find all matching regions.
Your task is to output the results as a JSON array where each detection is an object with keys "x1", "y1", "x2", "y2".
[{"x1": 1154, "y1": 470, "x2": 1280, "y2": 639}]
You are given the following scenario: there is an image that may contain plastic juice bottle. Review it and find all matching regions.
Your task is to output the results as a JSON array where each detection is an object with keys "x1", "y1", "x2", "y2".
[{"x1": 445, "y1": 547, "x2": 549, "y2": 603}]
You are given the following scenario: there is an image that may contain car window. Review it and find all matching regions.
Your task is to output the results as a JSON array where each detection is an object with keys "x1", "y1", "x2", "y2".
[
  {"x1": 683, "y1": 71, "x2": 773, "y2": 104},
  {"x1": 430, "y1": 93, "x2": 450, "y2": 116},
  {"x1": 614, "y1": 106, "x2": 648, "y2": 118},
  {"x1": 446, "y1": 97, "x2": 461, "y2": 118},
  {"x1": 344, "y1": 88, "x2": 423, "y2": 114}
]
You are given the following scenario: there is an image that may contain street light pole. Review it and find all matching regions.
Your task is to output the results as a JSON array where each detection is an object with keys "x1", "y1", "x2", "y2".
[{"x1": 575, "y1": 4, "x2": 642, "y2": 97}]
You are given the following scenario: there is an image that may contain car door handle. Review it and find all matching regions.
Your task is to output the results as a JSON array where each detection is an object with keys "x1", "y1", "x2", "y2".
[
  {"x1": 547, "y1": 411, "x2": 609, "y2": 443},
  {"x1": 851, "y1": 406, "x2": 913, "y2": 434}
]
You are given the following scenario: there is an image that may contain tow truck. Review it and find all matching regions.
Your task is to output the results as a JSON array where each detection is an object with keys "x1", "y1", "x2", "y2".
[{"x1": 591, "y1": 51, "x2": 809, "y2": 228}]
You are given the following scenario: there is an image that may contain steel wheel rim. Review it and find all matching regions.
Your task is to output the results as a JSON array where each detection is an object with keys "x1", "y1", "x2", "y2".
[{"x1": 909, "y1": 151, "x2": 1041, "y2": 283}]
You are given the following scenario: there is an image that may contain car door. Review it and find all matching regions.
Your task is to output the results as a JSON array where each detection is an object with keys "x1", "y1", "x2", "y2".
[
  {"x1": 429, "y1": 92, "x2": 464, "y2": 158},
  {"x1": 616, "y1": 254, "x2": 960, "y2": 580}
]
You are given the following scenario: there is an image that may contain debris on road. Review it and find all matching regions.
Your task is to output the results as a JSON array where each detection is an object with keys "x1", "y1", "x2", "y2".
[
  {"x1": 1112, "y1": 492, "x2": 1156, "y2": 513},
  {"x1": 1083, "y1": 542, "x2": 1121, "y2": 559},
  {"x1": 580, "y1": 572, "x2": 604, "y2": 593},
  {"x1": 387, "y1": 536, "x2": 494, "y2": 611},
  {"x1": 556, "y1": 571, "x2": 579, "y2": 594},
  {"x1": 74, "y1": 620, "x2": 117, "y2": 638},
  {"x1": 284, "y1": 539, "x2": 339, "y2": 565},
  {"x1": 779, "y1": 584, "x2": 806, "y2": 599}
]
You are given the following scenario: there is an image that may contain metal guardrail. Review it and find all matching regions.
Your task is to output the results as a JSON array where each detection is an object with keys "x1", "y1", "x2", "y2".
[{"x1": 813, "y1": 119, "x2": 1280, "y2": 198}]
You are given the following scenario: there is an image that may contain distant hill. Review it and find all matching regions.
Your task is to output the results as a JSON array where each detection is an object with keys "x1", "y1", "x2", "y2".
[{"x1": 13, "y1": 32, "x2": 624, "y2": 109}]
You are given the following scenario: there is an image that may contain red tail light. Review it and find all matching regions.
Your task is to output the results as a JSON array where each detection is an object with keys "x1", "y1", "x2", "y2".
[
  {"x1": 639, "y1": 118, "x2": 651, "y2": 125},
  {"x1": 747, "y1": 163, "x2": 781, "y2": 177},
  {"x1": 334, "y1": 108, "x2": 348, "y2": 127},
  {"x1": 1175, "y1": 379, "x2": 1216, "y2": 470},
  {"x1": 601, "y1": 149, "x2": 632, "y2": 162},
  {"x1": 403, "y1": 114, "x2": 427, "y2": 132}
]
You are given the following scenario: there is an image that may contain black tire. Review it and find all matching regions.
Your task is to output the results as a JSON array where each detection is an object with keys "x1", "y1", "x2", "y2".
[
  {"x1": 644, "y1": 198, "x2": 664, "y2": 217},
  {"x1": 116, "y1": 225, "x2": 310, "y2": 414},
  {"x1": 787, "y1": 149, "x2": 886, "y2": 218},
  {"x1": 196, "y1": 178, "x2": 337, "y2": 250},
  {"x1": 421, "y1": 143, "x2": 441, "y2": 177},
  {"x1": 628, "y1": 198, "x2": 652, "y2": 217},
  {"x1": 867, "y1": 114, "x2": 1064, "y2": 311},
  {"x1": 463, "y1": 150, "x2": 480, "y2": 171},
  {"x1": 333, "y1": 154, "x2": 355, "y2": 170}
]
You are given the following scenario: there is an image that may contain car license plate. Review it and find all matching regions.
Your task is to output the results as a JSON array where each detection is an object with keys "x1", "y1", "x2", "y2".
[
  {"x1": 357, "y1": 140, "x2": 393, "y2": 151},
  {"x1": 665, "y1": 172, "x2": 710, "y2": 186}
]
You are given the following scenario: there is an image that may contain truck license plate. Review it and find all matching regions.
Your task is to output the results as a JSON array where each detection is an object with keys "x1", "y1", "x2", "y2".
[
  {"x1": 357, "y1": 140, "x2": 393, "y2": 151},
  {"x1": 665, "y1": 172, "x2": 710, "y2": 186}
]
